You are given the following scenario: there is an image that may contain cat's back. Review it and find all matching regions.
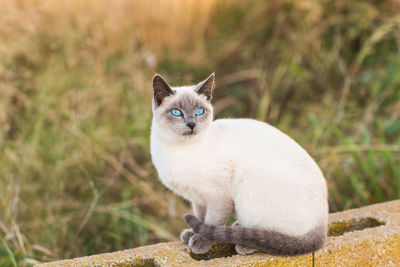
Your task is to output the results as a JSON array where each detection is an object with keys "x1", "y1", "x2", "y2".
[
  {"x1": 210, "y1": 118, "x2": 295, "y2": 147},
  {"x1": 210, "y1": 118, "x2": 322, "y2": 177},
  {"x1": 211, "y1": 118, "x2": 279, "y2": 137}
]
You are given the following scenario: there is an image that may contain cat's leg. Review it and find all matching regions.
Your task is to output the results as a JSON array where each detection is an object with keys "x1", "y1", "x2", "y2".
[
  {"x1": 232, "y1": 220, "x2": 240, "y2": 227},
  {"x1": 188, "y1": 198, "x2": 233, "y2": 254},
  {"x1": 193, "y1": 202, "x2": 206, "y2": 221},
  {"x1": 181, "y1": 202, "x2": 206, "y2": 244},
  {"x1": 232, "y1": 221, "x2": 258, "y2": 255},
  {"x1": 204, "y1": 198, "x2": 233, "y2": 225}
]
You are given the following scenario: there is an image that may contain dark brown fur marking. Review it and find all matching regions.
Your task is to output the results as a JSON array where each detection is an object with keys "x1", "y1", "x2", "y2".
[
  {"x1": 153, "y1": 74, "x2": 175, "y2": 106},
  {"x1": 196, "y1": 73, "x2": 214, "y2": 100},
  {"x1": 168, "y1": 93, "x2": 209, "y2": 118},
  {"x1": 165, "y1": 93, "x2": 210, "y2": 125},
  {"x1": 184, "y1": 214, "x2": 326, "y2": 256}
]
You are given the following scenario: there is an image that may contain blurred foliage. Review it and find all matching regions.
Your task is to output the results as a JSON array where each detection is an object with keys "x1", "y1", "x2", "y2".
[{"x1": 0, "y1": 0, "x2": 399, "y2": 265}]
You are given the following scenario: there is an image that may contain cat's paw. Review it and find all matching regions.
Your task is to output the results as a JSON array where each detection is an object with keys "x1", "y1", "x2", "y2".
[
  {"x1": 188, "y1": 233, "x2": 213, "y2": 254},
  {"x1": 180, "y1": 229, "x2": 195, "y2": 244},
  {"x1": 235, "y1": 244, "x2": 257, "y2": 255}
]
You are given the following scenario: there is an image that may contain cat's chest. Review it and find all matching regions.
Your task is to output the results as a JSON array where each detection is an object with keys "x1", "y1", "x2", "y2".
[
  {"x1": 152, "y1": 141, "x2": 229, "y2": 201},
  {"x1": 155, "y1": 144, "x2": 212, "y2": 182}
]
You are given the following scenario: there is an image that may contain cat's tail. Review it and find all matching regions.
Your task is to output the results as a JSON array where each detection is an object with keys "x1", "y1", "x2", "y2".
[{"x1": 184, "y1": 214, "x2": 326, "y2": 255}]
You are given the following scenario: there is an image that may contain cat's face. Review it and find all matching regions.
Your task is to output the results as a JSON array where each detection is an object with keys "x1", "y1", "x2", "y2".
[{"x1": 152, "y1": 74, "x2": 214, "y2": 141}]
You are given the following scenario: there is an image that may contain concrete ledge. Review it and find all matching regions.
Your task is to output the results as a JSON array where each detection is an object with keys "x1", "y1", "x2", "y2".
[
  {"x1": 317, "y1": 200, "x2": 400, "y2": 266},
  {"x1": 36, "y1": 200, "x2": 400, "y2": 266}
]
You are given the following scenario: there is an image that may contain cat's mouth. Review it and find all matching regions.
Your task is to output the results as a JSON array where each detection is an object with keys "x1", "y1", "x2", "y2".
[{"x1": 183, "y1": 130, "x2": 197, "y2": 136}]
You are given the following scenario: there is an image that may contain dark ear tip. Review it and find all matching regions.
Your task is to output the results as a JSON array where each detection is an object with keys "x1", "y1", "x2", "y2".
[
  {"x1": 153, "y1": 74, "x2": 162, "y2": 82},
  {"x1": 206, "y1": 73, "x2": 215, "y2": 85}
]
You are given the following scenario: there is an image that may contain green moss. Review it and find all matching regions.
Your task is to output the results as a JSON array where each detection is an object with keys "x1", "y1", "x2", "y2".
[
  {"x1": 189, "y1": 243, "x2": 237, "y2": 261},
  {"x1": 130, "y1": 259, "x2": 157, "y2": 267},
  {"x1": 328, "y1": 217, "x2": 385, "y2": 236}
]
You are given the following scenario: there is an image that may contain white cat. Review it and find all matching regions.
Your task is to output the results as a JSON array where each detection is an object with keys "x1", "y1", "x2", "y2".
[{"x1": 150, "y1": 73, "x2": 328, "y2": 255}]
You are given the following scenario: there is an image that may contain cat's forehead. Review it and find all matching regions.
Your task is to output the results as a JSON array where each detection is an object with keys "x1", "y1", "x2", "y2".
[
  {"x1": 173, "y1": 85, "x2": 197, "y2": 93},
  {"x1": 168, "y1": 86, "x2": 208, "y2": 109}
]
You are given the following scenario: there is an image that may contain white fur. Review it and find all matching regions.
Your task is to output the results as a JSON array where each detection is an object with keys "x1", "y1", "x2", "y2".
[{"x1": 151, "y1": 86, "x2": 328, "y2": 236}]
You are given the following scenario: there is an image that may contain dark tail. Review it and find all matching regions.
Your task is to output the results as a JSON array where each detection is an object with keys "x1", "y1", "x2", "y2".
[{"x1": 184, "y1": 214, "x2": 326, "y2": 256}]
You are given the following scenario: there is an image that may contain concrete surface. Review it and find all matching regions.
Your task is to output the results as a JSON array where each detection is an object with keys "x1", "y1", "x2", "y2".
[{"x1": 35, "y1": 200, "x2": 400, "y2": 266}]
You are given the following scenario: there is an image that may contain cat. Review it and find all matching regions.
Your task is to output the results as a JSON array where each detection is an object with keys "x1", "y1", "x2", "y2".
[{"x1": 150, "y1": 73, "x2": 328, "y2": 255}]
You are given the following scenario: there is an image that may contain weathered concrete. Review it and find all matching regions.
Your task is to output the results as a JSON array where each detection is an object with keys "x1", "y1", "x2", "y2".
[
  {"x1": 36, "y1": 200, "x2": 400, "y2": 266},
  {"x1": 316, "y1": 200, "x2": 400, "y2": 266}
]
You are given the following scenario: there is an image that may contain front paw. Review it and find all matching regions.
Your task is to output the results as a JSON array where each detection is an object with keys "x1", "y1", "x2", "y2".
[
  {"x1": 180, "y1": 229, "x2": 195, "y2": 244},
  {"x1": 188, "y1": 233, "x2": 213, "y2": 254}
]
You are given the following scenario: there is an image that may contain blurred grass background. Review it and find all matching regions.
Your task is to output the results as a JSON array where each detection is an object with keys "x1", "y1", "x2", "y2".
[{"x1": 0, "y1": 0, "x2": 399, "y2": 265}]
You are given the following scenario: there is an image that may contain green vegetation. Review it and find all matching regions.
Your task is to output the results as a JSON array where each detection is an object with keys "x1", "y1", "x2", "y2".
[{"x1": 0, "y1": 0, "x2": 399, "y2": 265}]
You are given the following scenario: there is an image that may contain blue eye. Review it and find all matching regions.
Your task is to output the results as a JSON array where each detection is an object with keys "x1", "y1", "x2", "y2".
[
  {"x1": 171, "y1": 109, "x2": 182, "y2": 116},
  {"x1": 195, "y1": 108, "x2": 204, "y2": 116}
]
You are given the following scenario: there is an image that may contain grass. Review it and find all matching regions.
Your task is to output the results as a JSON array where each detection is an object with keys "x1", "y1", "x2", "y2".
[
  {"x1": 1, "y1": 237, "x2": 17, "y2": 267},
  {"x1": 0, "y1": 0, "x2": 399, "y2": 266}
]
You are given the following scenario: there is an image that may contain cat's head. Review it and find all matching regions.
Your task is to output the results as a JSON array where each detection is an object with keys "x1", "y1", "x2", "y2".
[{"x1": 151, "y1": 73, "x2": 214, "y2": 142}]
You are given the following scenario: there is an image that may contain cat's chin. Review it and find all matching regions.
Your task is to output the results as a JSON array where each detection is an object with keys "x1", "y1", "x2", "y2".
[
  {"x1": 182, "y1": 131, "x2": 197, "y2": 136},
  {"x1": 179, "y1": 130, "x2": 205, "y2": 142}
]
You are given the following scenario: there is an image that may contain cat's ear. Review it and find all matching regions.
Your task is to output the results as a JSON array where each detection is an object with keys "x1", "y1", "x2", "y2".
[
  {"x1": 195, "y1": 73, "x2": 215, "y2": 101},
  {"x1": 153, "y1": 74, "x2": 174, "y2": 106}
]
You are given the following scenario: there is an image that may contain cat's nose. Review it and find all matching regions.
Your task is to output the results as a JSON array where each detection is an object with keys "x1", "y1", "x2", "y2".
[{"x1": 186, "y1": 121, "x2": 196, "y2": 130}]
